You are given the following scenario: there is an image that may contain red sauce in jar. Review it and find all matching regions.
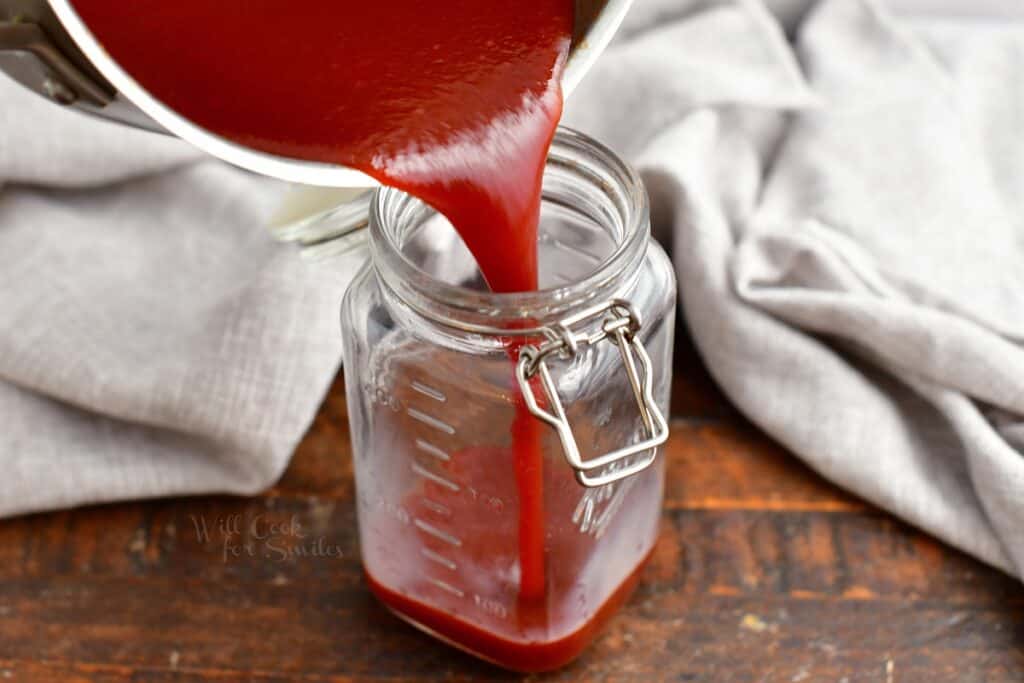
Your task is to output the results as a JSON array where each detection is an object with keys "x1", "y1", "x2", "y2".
[
  {"x1": 366, "y1": 557, "x2": 648, "y2": 672},
  {"x1": 70, "y1": 0, "x2": 651, "y2": 670}
]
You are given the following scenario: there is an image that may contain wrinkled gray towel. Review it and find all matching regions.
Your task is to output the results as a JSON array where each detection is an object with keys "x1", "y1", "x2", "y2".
[
  {"x1": 0, "y1": 79, "x2": 358, "y2": 516},
  {"x1": 1, "y1": 0, "x2": 1022, "y2": 581},
  {"x1": 564, "y1": 0, "x2": 1024, "y2": 577}
]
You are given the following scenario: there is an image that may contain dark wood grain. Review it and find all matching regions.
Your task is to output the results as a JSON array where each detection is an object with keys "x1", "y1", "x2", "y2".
[{"x1": 0, "y1": 328, "x2": 1021, "y2": 682}]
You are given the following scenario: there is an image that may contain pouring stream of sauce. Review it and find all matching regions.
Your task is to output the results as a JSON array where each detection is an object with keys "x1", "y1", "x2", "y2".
[{"x1": 70, "y1": 0, "x2": 635, "y2": 669}]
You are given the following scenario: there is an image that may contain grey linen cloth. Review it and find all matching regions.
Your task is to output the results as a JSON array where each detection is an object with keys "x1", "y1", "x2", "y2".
[
  {"x1": 0, "y1": 78, "x2": 356, "y2": 516},
  {"x1": 2, "y1": 0, "x2": 1023, "y2": 581},
  {"x1": 564, "y1": 0, "x2": 1024, "y2": 576}
]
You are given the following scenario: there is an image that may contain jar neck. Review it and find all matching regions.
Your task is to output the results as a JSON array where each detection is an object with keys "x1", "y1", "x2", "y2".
[{"x1": 368, "y1": 127, "x2": 650, "y2": 333}]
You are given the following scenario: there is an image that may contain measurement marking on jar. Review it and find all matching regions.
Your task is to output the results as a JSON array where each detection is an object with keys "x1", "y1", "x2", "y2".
[
  {"x1": 367, "y1": 495, "x2": 412, "y2": 526},
  {"x1": 466, "y1": 487, "x2": 505, "y2": 514},
  {"x1": 415, "y1": 439, "x2": 451, "y2": 462},
  {"x1": 406, "y1": 407, "x2": 456, "y2": 434},
  {"x1": 573, "y1": 474, "x2": 637, "y2": 537},
  {"x1": 411, "y1": 463, "x2": 460, "y2": 492},
  {"x1": 473, "y1": 594, "x2": 509, "y2": 619},
  {"x1": 592, "y1": 486, "x2": 628, "y2": 539},
  {"x1": 411, "y1": 381, "x2": 447, "y2": 402},
  {"x1": 428, "y1": 577, "x2": 465, "y2": 598},
  {"x1": 414, "y1": 518, "x2": 463, "y2": 547},
  {"x1": 573, "y1": 482, "x2": 615, "y2": 533},
  {"x1": 420, "y1": 547, "x2": 457, "y2": 571},
  {"x1": 371, "y1": 386, "x2": 402, "y2": 412},
  {"x1": 574, "y1": 496, "x2": 596, "y2": 534},
  {"x1": 421, "y1": 498, "x2": 452, "y2": 516}
]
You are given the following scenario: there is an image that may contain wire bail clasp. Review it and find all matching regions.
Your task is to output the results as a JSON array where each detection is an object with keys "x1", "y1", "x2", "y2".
[{"x1": 515, "y1": 299, "x2": 669, "y2": 488}]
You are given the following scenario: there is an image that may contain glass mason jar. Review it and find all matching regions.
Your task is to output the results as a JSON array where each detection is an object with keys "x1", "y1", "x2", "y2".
[{"x1": 341, "y1": 128, "x2": 676, "y2": 672}]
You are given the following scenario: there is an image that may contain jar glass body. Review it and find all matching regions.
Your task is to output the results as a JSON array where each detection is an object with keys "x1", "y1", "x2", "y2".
[{"x1": 341, "y1": 129, "x2": 676, "y2": 672}]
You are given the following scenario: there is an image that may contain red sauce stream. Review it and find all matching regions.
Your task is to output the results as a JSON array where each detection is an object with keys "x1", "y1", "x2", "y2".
[
  {"x1": 70, "y1": 0, "x2": 643, "y2": 669},
  {"x1": 71, "y1": 0, "x2": 569, "y2": 293}
]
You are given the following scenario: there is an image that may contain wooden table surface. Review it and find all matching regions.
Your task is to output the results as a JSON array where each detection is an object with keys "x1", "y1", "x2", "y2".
[{"x1": 1, "y1": 326, "x2": 1022, "y2": 682}]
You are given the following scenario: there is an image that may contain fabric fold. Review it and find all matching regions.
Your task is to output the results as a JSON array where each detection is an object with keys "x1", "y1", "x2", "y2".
[
  {"x1": 0, "y1": 79, "x2": 359, "y2": 517},
  {"x1": 565, "y1": 0, "x2": 1024, "y2": 577}
]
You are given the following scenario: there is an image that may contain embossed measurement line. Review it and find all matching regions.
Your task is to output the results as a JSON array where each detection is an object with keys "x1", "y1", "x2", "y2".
[
  {"x1": 420, "y1": 547, "x2": 457, "y2": 571},
  {"x1": 573, "y1": 496, "x2": 595, "y2": 534},
  {"x1": 427, "y1": 577, "x2": 465, "y2": 598},
  {"x1": 414, "y1": 518, "x2": 463, "y2": 547},
  {"x1": 411, "y1": 463, "x2": 460, "y2": 492},
  {"x1": 411, "y1": 381, "x2": 447, "y2": 402},
  {"x1": 415, "y1": 439, "x2": 451, "y2": 462},
  {"x1": 421, "y1": 498, "x2": 452, "y2": 516},
  {"x1": 593, "y1": 489, "x2": 627, "y2": 539},
  {"x1": 406, "y1": 407, "x2": 456, "y2": 434}
]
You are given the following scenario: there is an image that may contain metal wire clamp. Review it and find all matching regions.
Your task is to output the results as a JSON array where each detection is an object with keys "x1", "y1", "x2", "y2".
[{"x1": 515, "y1": 299, "x2": 669, "y2": 488}]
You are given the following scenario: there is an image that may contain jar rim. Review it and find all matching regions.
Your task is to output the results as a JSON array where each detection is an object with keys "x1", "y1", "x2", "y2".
[{"x1": 369, "y1": 126, "x2": 650, "y2": 328}]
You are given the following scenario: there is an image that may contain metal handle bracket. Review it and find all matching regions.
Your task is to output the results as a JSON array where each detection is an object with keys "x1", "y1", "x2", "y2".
[
  {"x1": 516, "y1": 300, "x2": 669, "y2": 488},
  {"x1": 0, "y1": 20, "x2": 111, "y2": 106}
]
